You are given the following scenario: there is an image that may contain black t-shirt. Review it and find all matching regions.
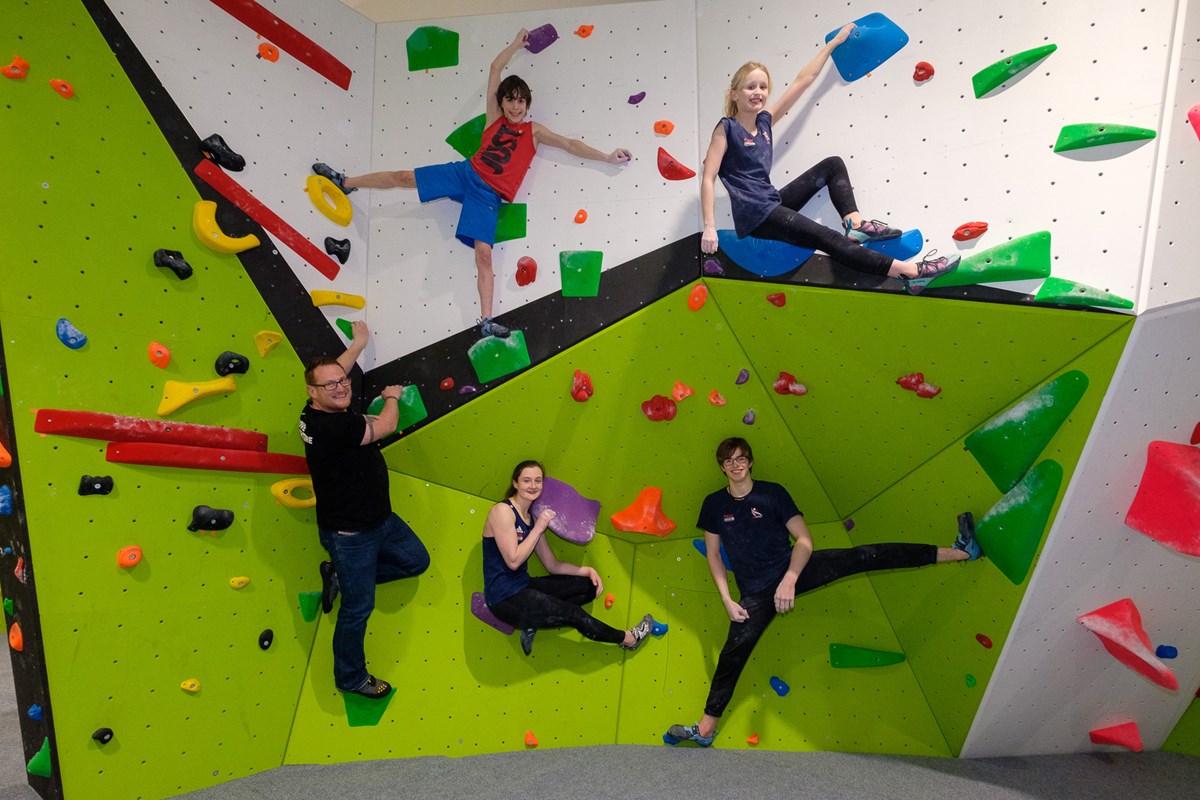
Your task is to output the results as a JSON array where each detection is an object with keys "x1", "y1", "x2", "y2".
[
  {"x1": 299, "y1": 402, "x2": 391, "y2": 532},
  {"x1": 696, "y1": 480, "x2": 802, "y2": 596}
]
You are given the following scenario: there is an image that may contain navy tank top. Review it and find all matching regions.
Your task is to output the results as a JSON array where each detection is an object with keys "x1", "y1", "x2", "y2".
[
  {"x1": 482, "y1": 500, "x2": 534, "y2": 605},
  {"x1": 717, "y1": 110, "x2": 782, "y2": 237}
]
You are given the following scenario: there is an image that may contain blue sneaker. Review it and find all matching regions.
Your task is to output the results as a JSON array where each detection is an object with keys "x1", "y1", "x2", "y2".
[
  {"x1": 904, "y1": 250, "x2": 960, "y2": 295},
  {"x1": 953, "y1": 512, "x2": 984, "y2": 560},
  {"x1": 312, "y1": 162, "x2": 355, "y2": 194},
  {"x1": 845, "y1": 218, "x2": 902, "y2": 243},
  {"x1": 479, "y1": 317, "x2": 512, "y2": 339},
  {"x1": 664, "y1": 723, "x2": 714, "y2": 747}
]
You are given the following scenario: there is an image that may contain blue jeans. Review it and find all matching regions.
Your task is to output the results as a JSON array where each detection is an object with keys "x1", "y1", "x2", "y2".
[{"x1": 318, "y1": 513, "x2": 430, "y2": 691}]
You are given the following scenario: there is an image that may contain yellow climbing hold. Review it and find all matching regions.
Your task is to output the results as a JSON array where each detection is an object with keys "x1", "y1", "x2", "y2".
[
  {"x1": 229, "y1": 576, "x2": 251, "y2": 589},
  {"x1": 310, "y1": 290, "x2": 366, "y2": 309},
  {"x1": 192, "y1": 200, "x2": 260, "y2": 253},
  {"x1": 272, "y1": 477, "x2": 316, "y2": 509},
  {"x1": 305, "y1": 174, "x2": 352, "y2": 226},
  {"x1": 254, "y1": 330, "x2": 283, "y2": 358},
  {"x1": 158, "y1": 375, "x2": 237, "y2": 416},
  {"x1": 180, "y1": 678, "x2": 200, "y2": 693}
]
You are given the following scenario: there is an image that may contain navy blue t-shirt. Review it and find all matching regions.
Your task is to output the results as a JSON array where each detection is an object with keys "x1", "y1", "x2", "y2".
[
  {"x1": 299, "y1": 403, "x2": 391, "y2": 532},
  {"x1": 696, "y1": 480, "x2": 802, "y2": 596},
  {"x1": 717, "y1": 111, "x2": 782, "y2": 237},
  {"x1": 482, "y1": 501, "x2": 534, "y2": 605}
]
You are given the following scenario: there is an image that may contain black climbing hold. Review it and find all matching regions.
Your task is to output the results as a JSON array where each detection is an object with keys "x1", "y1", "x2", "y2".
[
  {"x1": 199, "y1": 133, "x2": 246, "y2": 171},
  {"x1": 214, "y1": 351, "x2": 250, "y2": 376},
  {"x1": 324, "y1": 237, "x2": 351, "y2": 265},
  {"x1": 91, "y1": 728, "x2": 114, "y2": 745},
  {"x1": 78, "y1": 475, "x2": 114, "y2": 496},
  {"x1": 153, "y1": 249, "x2": 193, "y2": 280},
  {"x1": 259, "y1": 629, "x2": 274, "y2": 650},
  {"x1": 187, "y1": 505, "x2": 234, "y2": 532}
]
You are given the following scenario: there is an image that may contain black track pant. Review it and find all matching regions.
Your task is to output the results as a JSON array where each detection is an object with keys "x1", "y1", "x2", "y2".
[{"x1": 489, "y1": 574, "x2": 625, "y2": 644}]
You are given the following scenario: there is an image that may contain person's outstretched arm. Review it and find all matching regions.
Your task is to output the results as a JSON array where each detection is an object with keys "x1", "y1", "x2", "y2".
[
  {"x1": 484, "y1": 29, "x2": 529, "y2": 126},
  {"x1": 532, "y1": 123, "x2": 632, "y2": 164},
  {"x1": 700, "y1": 122, "x2": 728, "y2": 254},
  {"x1": 767, "y1": 22, "x2": 854, "y2": 123}
]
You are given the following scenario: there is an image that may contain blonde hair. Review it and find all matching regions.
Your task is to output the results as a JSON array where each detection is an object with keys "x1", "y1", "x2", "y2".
[{"x1": 725, "y1": 62, "x2": 771, "y2": 118}]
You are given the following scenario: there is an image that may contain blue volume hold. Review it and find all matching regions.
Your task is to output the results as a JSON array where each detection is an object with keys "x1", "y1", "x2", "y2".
[
  {"x1": 862, "y1": 228, "x2": 923, "y2": 261},
  {"x1": 56, "y1": 318, "x2": 87, "y2": 349},
  {"x1": 769, "y1": 676, "x2": 790, "y2": 697},
  {"x1": 825, "y1": 13, "x2": 910, "y2": 83},
  {"x1": 717, "y1": 230, "x2": 814, "y2": 277},
  {"x1": 691, "y1": 538, "x2": 732, "y2": 571}
]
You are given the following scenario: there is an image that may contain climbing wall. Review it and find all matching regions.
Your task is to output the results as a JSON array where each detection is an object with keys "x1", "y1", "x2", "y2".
[
  {"x1": 695, "y1": 0, "x2": 1176, "y2": 309},
  {"x1": 0, "y1": 2, "x2": 329, "y2": 797},
  {"x1": 963, "y1": 299, "x2": 1200, "y2": 756},
  {"x1": 364, "y1": 0, "x2": 701, "y2": 364}
]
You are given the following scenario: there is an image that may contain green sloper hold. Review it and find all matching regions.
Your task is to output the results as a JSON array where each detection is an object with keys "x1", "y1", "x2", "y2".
[
  {"x1": 467, "y1": 330, "x2": 531, "y2": 384},
  {"x1": 343, "y1": 684, "x2": 396, "y2": 727},
  {"x1": 560, "y1": 250, "x2": 603, "y2": 297},
  {"x1": 494, "y1": 203, "x2": 526, "y2": 244},
  {"x1": 366, "y1": 385, "x2": 428, "y2": 432},
  {"x1": 298, "y1": 591, "x2": 321, "y2": 623},
  {"x1": 3, "y1": 597, "x2": 12, "y2": 615},
  {"x1": 976, "y1": 460, "x2": 1064, "y2": 585},
  {"x1": 829, "y1": 643, "x2": 905, "y2": 668},
  {"x1": 972, "y1": 44, "x2": 1057, "y2": 98},
  {"x1": 445, "y1": 113, "x2": 485, "y2": 159},
  {"x1": 1034, "y1": 277, "x2": 1133, "y2": 309},
  {"x1": 26, "y1": 737, "x2": 51, "y2": 778},
  {"x1": 927, "y1": 231, "x2": 1051, "y2": 289},
  {"x1": 1054, "y1": 123, "x2": 1156, "y2": 153},
  {"x1": 335, "y1": 318, "x2": 353, "y2": 339},
  {"x1": 965, "y1": 370, "x2": 1088, "y2": 492},
  {"x1": 406, "y1": 26, "x2": 459, "y2": 71}
]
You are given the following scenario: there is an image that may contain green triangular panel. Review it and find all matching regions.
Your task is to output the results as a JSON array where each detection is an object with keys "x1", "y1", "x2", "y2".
[
  {"x1": 560, "y1": 250, "x2": 603, "y2": 297},
  {"x1": 343, "y1": 686, "x2": 396, "y2": 727},
  {"x1": 26, "y1": 737, "x2": 52, "y2": 778},
  {"x1": 965, "y1": 370, "x2": 1088, "y2": 492},
  {"x1": 928, "y1": 231, "x2": 1051, "y2": 289},
  {"x1": 707, "y1": 279, "x2": 1130, "y2": 517},
  {"x1": 494, "y1": 203, "x2": 527, "y2": 244},
  {"x1": 467, "y1": 330, "x2": 532, "y2": 384},
  {"x1": 829, "y1": 643, "x2": 906, "y2": 668},
  {"x1": 976, "y1": 460, "x2": 1064, "y2": 585},
  {"x1": 367, "y1": 385, "x2": 429, "y2": 432},
  {"x1": 406, "y1": 26, "x2": 460, "y2": 71},
  {"x1": 849, "y1": 326, "x2": 1130, "y2": 754},
  {"x1": 1034, "y1": 277, "x2": 1133, "y2": 309},
  {"x1": 298, "y1": 591, "x2": 322, "y2": 622},
  {"x1": 445, "y1": 113, "x2": 486, "y2": 159}
]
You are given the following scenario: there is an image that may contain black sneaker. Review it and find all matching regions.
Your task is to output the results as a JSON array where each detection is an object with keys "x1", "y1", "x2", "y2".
[
  {"x1": 520, "y1": 628, "x2": 536, "y2": 656},
  {"x1": 320, "y1": 560, "x2": 339, "y2": 613},
  {"x1": 953, "y1": 512, "x2": 984, "y2": 560},
  {"x1": 620, "y1": 614, "x2": 655, "y2": 651},
  {"x1": 479, "y1": 317, "x2": 512, "y2": 339},
  {"x1": 344, "y1": 675, "x2": 391, "y2": 700},
  {"x1": 312, "y1": 162, "x2": 355, "y2": 194}
]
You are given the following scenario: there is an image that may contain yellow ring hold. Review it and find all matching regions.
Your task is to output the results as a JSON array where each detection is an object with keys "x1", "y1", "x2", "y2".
[
  {"x1": 310, "y1": 290, "x2": 366, "y2": 309},
  {"x1": 305, "y1": 175, "x2": 352, "y2": 227},
  {"x1": 272, "y1": 478, "x2": 316, "y2": 509},
  {"x1": 192, "y1": 200, "x2": 260, "y2": 254}
]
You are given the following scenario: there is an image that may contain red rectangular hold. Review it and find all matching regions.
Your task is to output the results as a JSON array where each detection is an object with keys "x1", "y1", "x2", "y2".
[
  {"x1": 106, "y1": 441, "x2": 309, "y2": 475},
  {"x1": 209, "y1": 0, "x2": 352, "y2": 90},
  {"x1": 35, "y1": 409, "x2": 268, "y2": 451},
  {"x1": 195, "y1": 159, "x2": 340, "y2": 281}
]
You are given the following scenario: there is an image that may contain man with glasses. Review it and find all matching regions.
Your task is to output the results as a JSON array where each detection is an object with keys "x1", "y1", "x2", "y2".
[
  {"x1": 664, "y1": 436, "x2": 983, "y2": 747},
  {"x1": 299, "y1": 321, "x2": 429, "y2": 699}
]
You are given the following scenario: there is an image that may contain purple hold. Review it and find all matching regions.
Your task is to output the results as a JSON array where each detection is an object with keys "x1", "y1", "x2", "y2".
[
  {"x1": 471, "y1": 592, "x2": 515, "y2": 635},
  {"x1": 458, "y1": 384, "x2": 478, "y2": 395},
  {"x1": 525, "y1": 24, "x2": 559, "y2": 54},
  {"x1": 703, "y1": 258, "x2": 725, "y2": 276},
  {"x1": 735, "y1": 369, "x2": 750, "y2": 385},
  {"x1": 628, "y1": 91, "x2": 646, "y2": 105},
  {"x1": 742, "y1": 409, "x2": 756, "y2": 425},
  {"x1": 842, "y1": 518, "x2": 855, "y2": 532},
  {"x1": 531, "y1": 476, "x2": 600, "y2": 545}
]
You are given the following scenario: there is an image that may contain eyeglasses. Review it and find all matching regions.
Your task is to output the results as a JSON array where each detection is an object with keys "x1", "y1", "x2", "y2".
[
  {"x1": 310, "y1": 377, "x2": 351, "y2": 392},
  {"x1": 721, "y1": 456, "x2": 749, "y2": 468}
]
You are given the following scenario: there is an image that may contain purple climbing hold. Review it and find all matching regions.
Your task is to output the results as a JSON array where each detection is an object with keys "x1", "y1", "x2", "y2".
[
  {"x1": 843, "y1": 518, "x2": 855, "y2": 531},
  {"x1": 742, "y1": 409, "x2": 756, "y2": 425},
  {"x1": 471, "y1": 592, "x2": 515, "y2": 635},
  {"x1": 1156, "y1": 644, "x2": 1178, "y2": 659},
  {"x1": 769, "y1": 676, "x2": 790, "y2": 697},
  {"x1": 703, "y1": 258, "x2": 725, "y2": 276},
  {"x1": 525, "y1": 24, "x2": 559, "y2": 54},
  {"x1": 735, "y1": 369, "x2": 750, "y2": 385},
  {"x1": 628, "y1": 91, "x2": 646, "y2": 105},
  {"x1": 458, "y1": 384, "x2": 478, "y2": 395},
  {"x1": 531, "y1": 476, "x2": 599, "y2": 544}
]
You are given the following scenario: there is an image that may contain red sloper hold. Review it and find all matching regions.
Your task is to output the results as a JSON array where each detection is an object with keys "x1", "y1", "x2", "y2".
[
  {"x1": 571, "y1": 370, "x2": 594, "y2": 402},
  {"x1": 766, "y1": 293, "x2": 786, "y2": 307},
  {"x1": 1089, "y1": 721, "x2": 1144, "y2": 752},
  {"x1": 1124, "y1": 440, "x2": 1200, "y2": 557},
  {"x1": 641, "y1": 394, "x2": 677, "y2": 422},
  {"x1": 208, "y1": 0, "x2": 352, "y2": 89},
  {"x1": 657, "y1": 147, "x2": 696, "y2": 180},
  {"x1": 516, "y1": 256, "x2": 537, "y2": 286},
  {"x1": 913, "y1": 61, "x2": 934, "y2": 82},
  {"x1": 1077, "y1": 598, "x2": 1179, "y2": 691},
  {"x1": 610, "y1": 487, "x2": 677, "y2": 536},
  {"x1": 953, "y1": 221, "x2": 989, "y2": 241}
]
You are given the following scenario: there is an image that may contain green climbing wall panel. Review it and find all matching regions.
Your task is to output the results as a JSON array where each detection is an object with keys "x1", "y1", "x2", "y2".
[
  {"x1": 976, "y1": 460, "x2": 1064, "y2": 585},
  {"x1": 494, "y1": 203, "x2": 527, "y2": 244},
  {"x1": 560, "y1": 250, "x2": 603, "y2": 297},
  {"x1": 467, "y1": 331, "x2": 532, "y2": 384},
  {"x1": 367, "y1": 385, "x2": 429, "y2": 432},
  {"x1": 445, "y1": 113, "x2": 486, "y2": 160},
  {"x1": 406, "y1": 26, "x2": 460, "y2": 71},
  {"x1": 926, "y1": 231, "x2": 1051, "y2": 290}
]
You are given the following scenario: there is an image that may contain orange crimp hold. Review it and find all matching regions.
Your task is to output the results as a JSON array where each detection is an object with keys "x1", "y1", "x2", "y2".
[
  {"x1": 3, "y1": 56, "x2": 29, "y2": 80},
  {"x1": 574, "y1": 209, "x2": 588, "y2": 224},
  {"x1": 49, "y1": 79, "x2": 73, "y2": 98},
  {"x1": 0, "y1": 440, "x2": 11, "y2": 468},
  {"x1": 671, "y1": 382, "x2": 694, "y2": 402},
  {"x1": 1090, "y1": 721, "x2": 1143, "y2": 752},
  {"x1": 258, "y1": 43, "x2": 279, "y2": 62},
  {"x1": 524, "y1": 730, "x2": 538, "y2": 747},
  {"x1": 574, "y1": 25, "x2": 594, "y2": 38},
  {"x1": 604, "y1": 593, "x2": 614, "y2": 609},
  {"x1": 8, "y1": 623, "x2": 22, "y2": 652},
  {"x1": 746, "y1": 732, "x2": 759, "y2": 746},
  {"x1": 148, "y1": 341, "x2": 171, "y2": 369},
  {"x1": 610, "y1": 487, "x2": 676, "y2": 537},
  {"x1": 1077, "y1": 598, "x2": 1178, "y2": 691},
  {"x1": 708, "y1": 390, "x2": 726, "y2": 406},
  {"x1": 117, "y1": 545, "x2": 143, "y2": 569},
  {"x1": 654, "y1": 120, "x2": 675, "y2": 136},
  {"x1": 687, "y1": 284, "x2": 708, "y2": 311}
]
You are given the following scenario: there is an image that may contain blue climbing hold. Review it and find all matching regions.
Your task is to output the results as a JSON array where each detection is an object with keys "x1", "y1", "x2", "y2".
[
  {"x1": 27, "y1": 704, "x2": 42, "y2": 721},
  {"x1": 0, "y1": 486, "x2": 11, "y2": 515},
  {"x1": 717, "y1": 230, "x2": 813, "y2": 277},
  {"x1": 825, "y1": 13, "x2": 909, "y2": 83},
  {"x1": 862, "y1": 228, "x2": 923, "y2": 260},
  {"x1": 651, "y1": 621, "x2": 669, "y2": 637},
  {"x1": 1156, "y1": 645, "x2": 1178, "y2": 659},
  {"x1": 691, "y1": 538, "x2": 732, "y2": 571},
  {"x1": 56, "y1": 318, "x2": 87, "y2": 349},
  {"x1": 769, "y1": 676, "x2": 790, "y2": 697}
]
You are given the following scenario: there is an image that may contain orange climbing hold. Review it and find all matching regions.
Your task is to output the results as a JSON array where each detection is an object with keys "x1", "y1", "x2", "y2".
[
  {"x1": 687, "y1": 284, "x2": 708, "y2": 311},
  {"x1": 574, "y1": 209, "x2": 588, "y2": 224},
  {"x1": 49, "y1": 79, "x2": 74, "y2": 98},
  {"x1": 148, "y1": 341, "x2": 171, "y2": 369},
  {"x1": 610, "y1": 487, "x2": 676, "y2": 537},
  {"x1": 604, "y1": 593, "x2": 614, "y2": 609},
  {"x1": 258, "y1": 43, "x2": 280, "y2": 62},
  {"x1": 117, "y1": 545, "x2": 143, "y2": 569},
  {"x1": 708, "y1": 390, "x2": 726, "y2": 406},
  {"x1": 574, "y1": 25, "x2": 594, "y2": 38},
  {"x1": 524, "y1": 730, "x2": 538, "y2": 747},
  {"x1": 656, "y1": 147, "x2": 696, "y2": 181},
  {"x1": 3, "y1": 56, "x2": 29, "y2": 80},
  {"x1": 1077, "y1": 598, "x2": 1178, "y2": 691},
  {"x1": 1124, "y1": 441, "x2": 1200, "y2": 557},
  {"x1": 1089, "y1": 721, "x2": 1143, "y2": 752},
  {"x1": 654, "y1": 120, "x2": 675, "y2": 136},
  {"x1": 0, "y1": 441, "x2": 10, "y2": 468},
  {"x1": 7, "y1": 623, "x2": 22, "y2": 652},
  {"x1": 746, "y1": 732, "x2": 759, "y2": 746},
  {"x1": 671, "y1": 382, "x2": 694, "y2": 402}
]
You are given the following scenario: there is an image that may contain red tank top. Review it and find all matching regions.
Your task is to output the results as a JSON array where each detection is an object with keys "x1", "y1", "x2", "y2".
[{"x1": 469, "y1": 118, "x2": 537, "y2": 202}]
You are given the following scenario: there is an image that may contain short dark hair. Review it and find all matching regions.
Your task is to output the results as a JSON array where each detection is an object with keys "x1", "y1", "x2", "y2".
[
  {"x1": 304, "y1": 356, "x2": 342, "y2": 387},
  {"x1": 496, "y1": 75, "x2": 532, "y2": 110},
  {"x1": 504, "y1": 459, "x2": 545, "y2": 498},
  {"x1": 715, "y1": 437, "x2": 753, "y2": 467}
]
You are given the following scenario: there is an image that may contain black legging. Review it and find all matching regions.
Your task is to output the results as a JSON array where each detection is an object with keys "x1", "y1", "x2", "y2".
[
  {"x1": 750, "y1": 156, "x2": 895, "y2": 277},
  {"x1": 489, "y1": 574, "x2": 625, "y2": 645},
  {"x1": 703, "y1": 543, "x2": 937, "y2": 718}
]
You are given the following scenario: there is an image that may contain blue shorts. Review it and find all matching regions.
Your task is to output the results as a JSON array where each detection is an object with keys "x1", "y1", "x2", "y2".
[{"x1": 414, "y1": 160, "x2": 501, "y2": 248}]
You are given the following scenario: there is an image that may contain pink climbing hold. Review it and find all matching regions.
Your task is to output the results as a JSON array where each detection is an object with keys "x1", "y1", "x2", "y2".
[
  {"x1": 1124, "y1": 441, "x2": 1200, "y2": 557},
  {"x1": 1189, "y1": 104, "x2": 1200, "y2": 141},
  {"x1": 1089, "y1": 721, "x2": 1143, "y2": 752},
  {"x1": 531, "y1": 476, "x2": 600, "y2": 544},
  {"x1": 1077, "y1": 598, "x2": 1179, "y2": 691}
]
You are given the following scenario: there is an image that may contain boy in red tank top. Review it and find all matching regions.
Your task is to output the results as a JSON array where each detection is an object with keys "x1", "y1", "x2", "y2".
[{"x1": 314, "y1": 29, "x2": 632, "y2": 340}]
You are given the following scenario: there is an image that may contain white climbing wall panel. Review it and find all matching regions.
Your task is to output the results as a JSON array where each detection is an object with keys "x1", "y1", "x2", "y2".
[{"x1": 962, "y1": 299, "x2": 1200, "y2": 756}]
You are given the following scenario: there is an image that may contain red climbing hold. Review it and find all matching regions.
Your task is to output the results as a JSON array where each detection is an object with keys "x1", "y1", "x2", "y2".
[
  {"x1": 1189, "y1": 105, "x2": 1200, "y2": 141},
  {"x1": 1077, "y1": 598, "x2": 1179, "y2": 691},
  {"x1": 641, "y1": 395, "x2": 677, "y2": 422},
  {"x1": 772, "y1": 372, "x2": 806, "y2": 396},
  {"x1": 915, "y1": 382, "x2": 942, "y2": 398},
  {"x1": 953, "y1": 221, "x2": 989, "y2": 241},
  {"x1": 913, "y1": 61, "x2": 934, "y2": 82},
  {"x1": 747, "y1": 733, "x2": 760, "y2": 746},
  {"x1": 516, "y1": 256, "x2": 537, "y2": 286},
  {"x1": 688, "y1": 284, "x2": 708, "y2": 311},
  {"x1": 610, "y1": 486, "x2": 677, "y2": 536},
  {"x1": 766, "y1": 293, "x2": 786, "y2": 307},
  {"x1": 604, "y1": 593, "x2": 614, "y2": 609},
  {"x1": 671, "y1": 382, "x2": 694, "y2": 402},
  {"x1": 1124, "y1": 441, "x2": 1200, "y2": 557},
  {"x1": 571, "y1": 370, "x2": 594, "y2": 402},
  {"x1": 258, "y1": 42, "x2": 280, "y2": 62},
  {"x1": 439, "y1": 377, "x2": 455, "y2": 391},
  {"x1": 1089, "y1": 721, "x2": 1143, "y2": 752},
  {"x1": 657, "y1": 147, "x2": 696, "y2": 181},
  {"x1": 1190, "y1": 420, "x2": 1200, "y2": 445},
  {"x1": 976, "y1": 633, "x2": 993, "y2": 649},
  {"x1": 897, "y1": 373, "x2": 924, "y2": 391}
]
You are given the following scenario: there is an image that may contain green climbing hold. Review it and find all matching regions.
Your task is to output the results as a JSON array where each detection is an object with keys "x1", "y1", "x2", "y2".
[
  {"x1": 344, "y1": 684, "x2": 396, "y2": 727},
  {"x1": 406, "y1": 26, "x2": 459, "y2": 71},
  {"x1": 26, "y1": 737, "x2": 51, "y2": 778},
  {"x1": 3, "y1": 598, "x2": 11, "y2": 616},
  {"x1": 927, "y1": 231, "x2": 1051, "y2": 289},
  {"x1": 298, "y1": 591, "x2": 322, "y2": 623},
  {"x1": 445, "y1": 113, "x2": 486, "y2": 159},
  {"x1": 334, "y1": 318, "x2": 354, "y2": 339},
  {"x1": 965, "y1": 674, "x2": 977, "y2": 688},
  {"x1": 972, "y1": 44, "x2": 1057, "y2": 98},
  {"x1": 468, "y1": 330, "x2": 531, "y2": 384},
  {"x1": 965, "y1": 370, "x2": 1088, "y2": 492},
  {"x1": 1053, "y1": 123, "x2": 1156, "y2": 153},
  {"x1": 975, "y1": 460, "x2": 1064, "y2": 585},
  {"x1": 1034, "y1": 277, "x2": 1133, "y2": 309},
  {"x1": 560, "y1": 250, "x2": 603, "y2": 297},
  {"x1": 829, "y1": 643, "x2": 906, "y2": 668},
  {"x1": 494, "y1": 203, "x2": 527, "y2": 244},
  {"x1": 366, "y1": 385, "x2": 428, "y2": 432}
]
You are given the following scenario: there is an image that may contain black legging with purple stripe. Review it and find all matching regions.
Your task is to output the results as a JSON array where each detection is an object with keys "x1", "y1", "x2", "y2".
[
  {"x1": 489, "y1": 574, "x2": 626, "y2": 645},
  {"x1": 752, "y1": 156, "x2": 895, "y2": 277}
]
